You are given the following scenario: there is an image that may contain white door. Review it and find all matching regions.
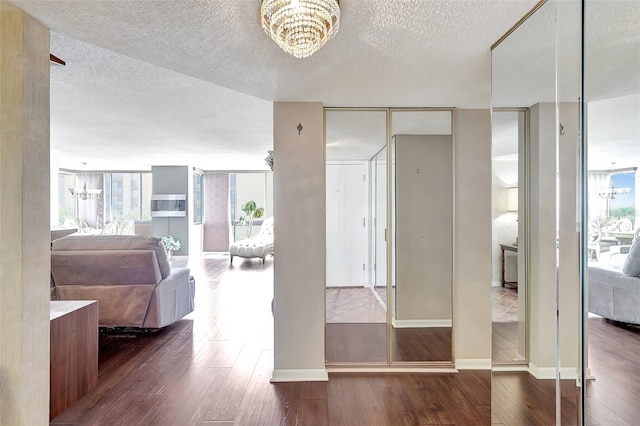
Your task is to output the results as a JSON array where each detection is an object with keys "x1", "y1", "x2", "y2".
[{"x1": 326, "y1": 163, "x2": 368, "y2": 287}]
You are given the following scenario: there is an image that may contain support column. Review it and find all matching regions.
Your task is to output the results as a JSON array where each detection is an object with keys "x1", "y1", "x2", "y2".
[
  {"x1": 272, "y1": 102, "x2": 327, "y2": 381},
  {"x1": 453, "y1": 109, "x2": 493, "y2": 369},
  {"x1": 0, "y1": 2, "x2": 51, "y2": 424}
]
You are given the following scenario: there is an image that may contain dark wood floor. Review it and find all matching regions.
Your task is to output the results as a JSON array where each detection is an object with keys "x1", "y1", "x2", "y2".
[{"x1": 51, "y1": 255, "x2": 639, "y2": 425}]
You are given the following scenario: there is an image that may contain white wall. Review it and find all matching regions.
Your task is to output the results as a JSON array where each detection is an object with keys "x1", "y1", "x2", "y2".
[
  {"x1": 272, "y1": 102, "x2": 327, "y2": 381},
  {"x1": 453, "y1": 109, "x2": 493, "y2": 369}
]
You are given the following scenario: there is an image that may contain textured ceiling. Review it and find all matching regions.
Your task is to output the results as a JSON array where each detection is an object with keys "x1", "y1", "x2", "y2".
[
  {"x1": 9, "y1": 0, "x2": 638, "y2": 171},
  {"x1": 10, "y1": 0, "x2": 539, "y2": 170}
]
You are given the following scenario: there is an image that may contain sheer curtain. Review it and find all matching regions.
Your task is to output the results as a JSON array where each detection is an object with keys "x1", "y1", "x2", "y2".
[{"x1": 588, "y1": 171, "x2": 610, "y2": 223}]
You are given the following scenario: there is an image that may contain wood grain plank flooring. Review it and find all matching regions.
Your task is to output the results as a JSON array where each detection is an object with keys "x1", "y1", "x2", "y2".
[{"x1": 50, "y1": 254, "x2": 639, "y2": 425}]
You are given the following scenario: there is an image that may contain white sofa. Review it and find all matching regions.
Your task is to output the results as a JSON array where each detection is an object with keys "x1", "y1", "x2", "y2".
[{"x1": 229, "y1": 217, "x2": 274, "y2": 264}]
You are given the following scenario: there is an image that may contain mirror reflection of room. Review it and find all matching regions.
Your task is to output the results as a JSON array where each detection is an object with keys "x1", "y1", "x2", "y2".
[
  {"x1": 491, "y1": 0, "x2": 640, "y2": 424},
  {"x1": 325, "y1": 109, "x2": 388, "y2": 364},
  {"x1": 491, "y1": 110, "x2": 526, "y2": 366},
  {"x1": 391, "y1": 110, "x2": 453, "y2": 363},
  {"x1": 324, "y1": 109, "x2": 454, "y2": 365}
]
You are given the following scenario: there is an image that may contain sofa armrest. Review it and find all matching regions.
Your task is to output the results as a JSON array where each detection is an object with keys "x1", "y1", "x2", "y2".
[{"x1": 142, "y1": 268, "x2": 195, "y2": 328}]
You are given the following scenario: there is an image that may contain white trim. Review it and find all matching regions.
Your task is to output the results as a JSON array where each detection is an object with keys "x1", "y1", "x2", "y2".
[
  {"x1": 492, "y1": 364, "x2": 529, "y2": 372},
  {"x1": 270, "y1": 369, "x2": 328, "y2": 382},
  {"x1": 528, "y1": 363, "x2": 579, "y2": 380},
  {"x1": 392, "y1": 319, "x2": 452, "y2": 328},
  {"x1": 326, "y1": 159, "x2": 369, "y2": 166},
  {"x1": 492, "y1": 280, "x2": 502, "y2": 287},
  {"x1": 455, "y1": 359, "x2": 492, "y2": 370},
  {"x1": 327, "y1": 367, "x2": 458, "y2": 374}
]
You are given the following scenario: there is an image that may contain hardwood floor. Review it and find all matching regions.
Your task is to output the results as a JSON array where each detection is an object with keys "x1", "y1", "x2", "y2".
[
  {"x1": 584, "y1": 315, "x2": 640, "y2": 425},
  {"x1": 51, "y1": 255, "x2": 638, "y2": 425}
]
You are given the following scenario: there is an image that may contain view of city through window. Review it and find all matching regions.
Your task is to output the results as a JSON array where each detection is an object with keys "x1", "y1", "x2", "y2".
[{"x1": 57, "y1": 172, "x2": 152, "y2": 225}]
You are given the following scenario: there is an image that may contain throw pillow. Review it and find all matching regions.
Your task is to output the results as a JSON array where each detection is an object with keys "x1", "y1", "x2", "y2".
[{"x1": 622, "y1": 238, "x2": 640, "y2": 277}]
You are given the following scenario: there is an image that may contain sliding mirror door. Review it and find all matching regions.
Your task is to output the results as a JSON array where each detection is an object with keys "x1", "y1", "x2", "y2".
[
  {"x1": 390, "y1": 110, "x2": 453, "y2": 364},
  {"x1": 325, "y1": 109, "x2": 388, "y2": 364},
  {"x1": 491, "y1": 1, "x2": 582, "y2": 423}
]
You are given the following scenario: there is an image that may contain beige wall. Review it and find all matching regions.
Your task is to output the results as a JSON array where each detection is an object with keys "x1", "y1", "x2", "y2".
[
  {"x1": 453, "y1": 109, "x2": 493, "y2": 368},
  {"x1": 0, "y1": 2, "x2": 51, "y2": 423},
  {"x1": 395, "y1": 135, "x2": 452, "y2": 322},
  {"x1": 272, "y1": 102, "x2": 327, "y2": 381}
]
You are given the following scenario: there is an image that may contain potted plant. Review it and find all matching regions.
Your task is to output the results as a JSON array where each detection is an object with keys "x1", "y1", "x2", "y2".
[
  {"x1": 239, "y1": 200, "x2": 265, "y2": 238},
  {"x1": 161, "y1": 235, "x2": 181, "y2": 258},
  {"x1": 265, "y1": 150, "x2": 274, "y2": 171}
]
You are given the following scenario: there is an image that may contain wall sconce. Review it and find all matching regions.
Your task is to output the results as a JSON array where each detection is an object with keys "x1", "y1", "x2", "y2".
[{"x1": 507, "y1": 187, "x2": 518, "y2": 212}]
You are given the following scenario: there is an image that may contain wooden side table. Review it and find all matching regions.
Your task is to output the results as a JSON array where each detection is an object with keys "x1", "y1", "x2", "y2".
[
  {"x1": 50, "y1": 300, "x2": 98, "y2": 421},
  {"x1": 499, "y1": 244, "x2": 518, "y2": 288}
]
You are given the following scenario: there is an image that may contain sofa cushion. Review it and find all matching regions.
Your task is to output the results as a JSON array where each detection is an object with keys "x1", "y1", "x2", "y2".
[
  {"x1": 52, "y1": 234, "x2": 171, "y2": 279},
  {"x1": 622, "y1": 238, "x2": 640, "y2": 277}
]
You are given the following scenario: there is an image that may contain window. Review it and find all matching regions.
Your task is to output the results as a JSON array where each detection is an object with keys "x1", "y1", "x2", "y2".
[
  {"x1": 103, "y1": 172, "x2": 151, "y2": 222},
  {"x1": 193, "y1": 172, "x2": 203, "y2": 224},
  {"x1": 229, "y1": 172, "x2": 273, "y2": 240},
  {"x1": 58, "y1": 173, "x2": 76, "y2": 225}
]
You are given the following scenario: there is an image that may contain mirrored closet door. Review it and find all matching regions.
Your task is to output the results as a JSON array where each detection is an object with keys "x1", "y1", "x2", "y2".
[
  {"x1": 325, "y1": 109, "x2": 388, "y2": 364},
  {"x1": 325, "y1": 108, "x2": 454, "y2": 366},
  {"x1": 390, "y1": 110, "x2": 453, "y2": 364}
]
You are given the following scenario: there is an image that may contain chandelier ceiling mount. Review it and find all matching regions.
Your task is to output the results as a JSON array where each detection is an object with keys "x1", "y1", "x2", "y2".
[{"x1": 260, "y1": 0, "x2": 341, "y2": 59}]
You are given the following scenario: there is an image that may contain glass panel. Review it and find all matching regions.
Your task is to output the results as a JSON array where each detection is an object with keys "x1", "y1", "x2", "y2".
[
  {"x1": 325, "y1": 109, "x2": 388, "y2": 364},
  {"x1": 390, "y1": 110, "x2": 453, "y2": 363},
  {"x1": 584, "y1": 0, "x2": 640, "y2": 424}
]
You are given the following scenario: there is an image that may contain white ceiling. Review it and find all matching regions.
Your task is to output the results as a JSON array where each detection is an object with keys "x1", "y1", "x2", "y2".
[
  {"x1": 10, "y1": 0, "x2": 539, "y2": 170},
  {"x1": 9, "y1": 0, "x2": 638, "y2": 171}
]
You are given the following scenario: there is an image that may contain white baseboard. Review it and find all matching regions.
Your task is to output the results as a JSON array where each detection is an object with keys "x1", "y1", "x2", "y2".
[
  {"x1": 455, "y1": 359, "x2": 492, "y2": 370},
  {"x1": 270, "y1": 369, "x2": 328, "y2": 382},
  {"x1": 528, "y1": 363, "x2": 579, "y2": 380},
  {"x1": 492, "y1": 364, "x2": 529, "y2": 372},
  {"x1": 492, "y1": 280, "x2": 502, "y2": 287},
  {"x1": 327, "y1": 366, "x2": 458, "y2": 374},
  {"x1": 392, "y1": 319, "x2": 452, "y2": 328}
]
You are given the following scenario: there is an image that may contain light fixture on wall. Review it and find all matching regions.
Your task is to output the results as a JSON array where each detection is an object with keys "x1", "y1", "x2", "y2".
[
  {"x1": 260, "y1": 0, "x2": 341, "y2": 59},
  {"x1": 597, "y1": 163, "x2": 630, "y2": 200},
  {"x1": 69, "y1": 162, "x2": 102, "y2": 200},
  {"x1": 507, "y1": 187, "x2": 518, "y2": 212}
]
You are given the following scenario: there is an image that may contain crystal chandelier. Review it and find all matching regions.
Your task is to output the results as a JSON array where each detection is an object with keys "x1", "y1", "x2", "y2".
[
  {"x1": 597, "y1": 162, "x2": 630, "y2": 200},
  {"x1": 69, "y1": 162, "x2": 102, "y2": 200},
  {"x1": 260, "y1": 0, "x2": 341, "y2": 59},
  {"x1": 597, "y1": 183, "x2": 630, "y2": 200}
]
